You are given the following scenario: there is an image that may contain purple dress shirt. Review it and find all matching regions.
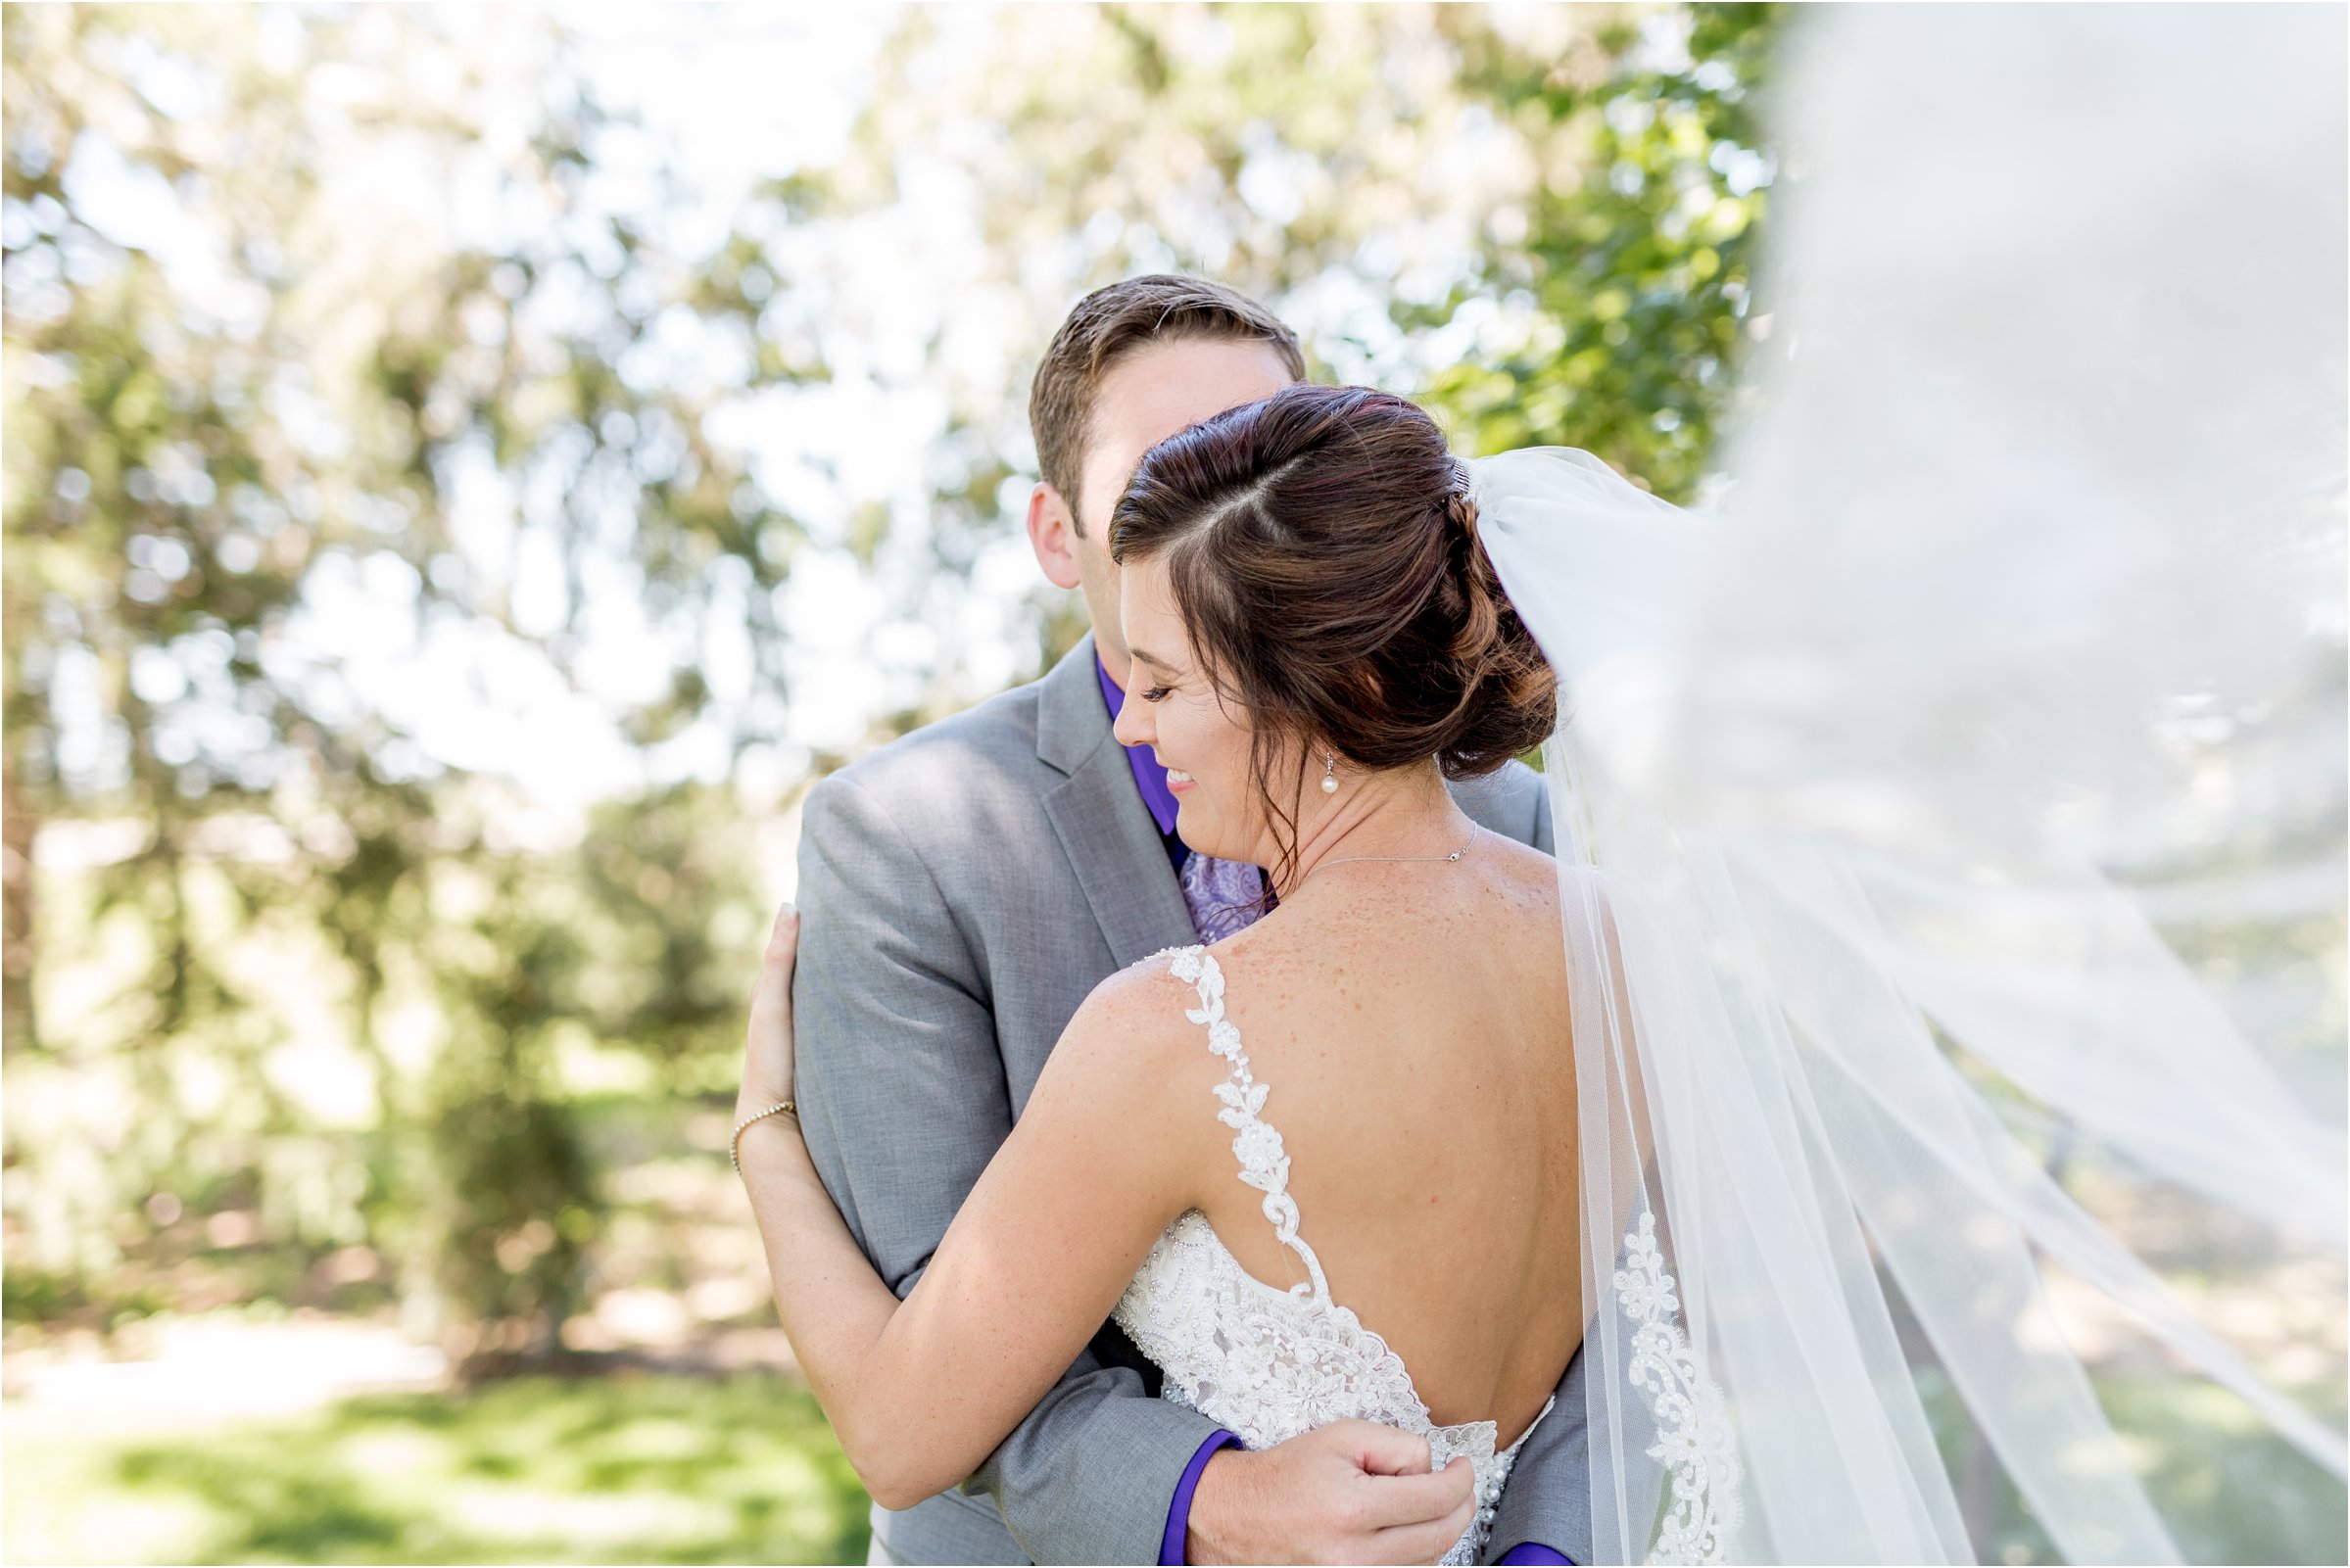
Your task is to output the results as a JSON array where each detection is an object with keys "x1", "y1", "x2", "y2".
[{"x1": 1101, "y1": 657, "x2": 1571, "y2": 1566}]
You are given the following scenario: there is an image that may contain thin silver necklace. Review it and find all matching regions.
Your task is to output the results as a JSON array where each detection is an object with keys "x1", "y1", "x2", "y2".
[{"x1": 1294, "y1": 822, "x2": 1480, "y2": 889}]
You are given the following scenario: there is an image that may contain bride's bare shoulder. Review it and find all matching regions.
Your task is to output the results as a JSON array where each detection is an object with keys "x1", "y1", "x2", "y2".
[
  {"x1": 1088, "y1": 935, "x2": 1319, "y2": 1032},
  {"x1": 1055, "y1": 946, "x2": 1240, "y2": 1081},
  {"x1": 1020, "y1": 951, "x2": 1239, "y2": 1176}
]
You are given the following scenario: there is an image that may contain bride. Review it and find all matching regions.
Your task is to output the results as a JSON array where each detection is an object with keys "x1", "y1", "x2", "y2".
[
  {"x1": 738, "y1": 382, "x2": 1591, "y2": 1566},
  {"x1": 738, "y1": 8, "x2": 2344, "y2": 1563}
]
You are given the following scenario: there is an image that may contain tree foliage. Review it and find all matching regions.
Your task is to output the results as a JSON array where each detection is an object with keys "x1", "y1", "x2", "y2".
[
  {"x1": 1431, "y1": 3, "x2": 1780, "y2": 497},
  {"x1": 2, "y1": 2, "x2": 1781, "y2": 1355},
  {"x1": 4, "y1": 5, "x2": 791, "y2": 1355}
]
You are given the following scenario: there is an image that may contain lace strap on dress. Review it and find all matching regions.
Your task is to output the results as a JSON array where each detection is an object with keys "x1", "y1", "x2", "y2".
[{"x1": 1165, "y1": 945, "x2": 1331, "y2": 1304}]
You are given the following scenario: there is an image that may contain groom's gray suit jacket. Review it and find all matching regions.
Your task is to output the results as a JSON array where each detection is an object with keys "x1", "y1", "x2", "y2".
[{"x1": 791, "y1": 635, "x2": 1593, "y2": 1565}]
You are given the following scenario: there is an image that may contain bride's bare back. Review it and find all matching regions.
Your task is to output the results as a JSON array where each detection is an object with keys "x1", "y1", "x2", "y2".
[{"x1": 1179, "y1": 831, "x2": 1581, "y2": 1448}]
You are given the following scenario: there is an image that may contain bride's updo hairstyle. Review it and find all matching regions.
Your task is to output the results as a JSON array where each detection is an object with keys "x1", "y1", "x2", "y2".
[{"x1": 1109, "y1": 383, "x2": 1556, "y2": 880}]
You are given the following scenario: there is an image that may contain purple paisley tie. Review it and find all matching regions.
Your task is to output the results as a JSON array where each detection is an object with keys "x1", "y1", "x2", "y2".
[{"x1": 1178, "y1": 851, "x2": 1269, "y2": 943}]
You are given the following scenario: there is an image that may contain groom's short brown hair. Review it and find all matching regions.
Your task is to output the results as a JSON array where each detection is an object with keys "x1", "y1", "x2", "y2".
[{"x1": 1030, "y1": 275, "x2": 1306, "y2": 535}]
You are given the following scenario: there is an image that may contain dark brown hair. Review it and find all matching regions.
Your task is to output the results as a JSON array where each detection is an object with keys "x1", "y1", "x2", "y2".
[
  {"x1": 1109, "y1": 383, "x2": 1557, "y2": 887},
  {"x1": 1029, "y1": 275, "x2": 1307, "y2": 534}
]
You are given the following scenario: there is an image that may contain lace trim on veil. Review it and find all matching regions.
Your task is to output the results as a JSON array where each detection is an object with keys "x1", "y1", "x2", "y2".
[{"x1": 1616, "y1": 1210, "x2": 1743, "y2": 1564}]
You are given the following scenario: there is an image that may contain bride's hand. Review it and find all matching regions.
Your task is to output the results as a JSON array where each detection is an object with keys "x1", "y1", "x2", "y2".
[{"x1": 738, "y1": 902, "x2": 800, "y2": 1125}]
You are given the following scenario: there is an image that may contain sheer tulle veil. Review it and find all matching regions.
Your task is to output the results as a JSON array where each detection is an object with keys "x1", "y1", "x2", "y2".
[{"x1": 1468, "y1": 7, "x2": 2347, "y2": 1562}]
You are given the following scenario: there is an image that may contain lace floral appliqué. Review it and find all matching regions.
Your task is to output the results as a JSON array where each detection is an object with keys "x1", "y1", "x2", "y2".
[{"x1": 1615, "y1": 1210, "x2": 1743, "y2": 1565}]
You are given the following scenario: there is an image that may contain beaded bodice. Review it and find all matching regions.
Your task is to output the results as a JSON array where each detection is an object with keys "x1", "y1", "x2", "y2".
[{"x1": 1111, "y1": 945, "x2": 1551, "y2": 1566}]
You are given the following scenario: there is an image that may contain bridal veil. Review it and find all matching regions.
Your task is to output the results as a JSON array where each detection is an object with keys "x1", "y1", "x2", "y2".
[{"x1": 1470, "y1": 7, "x2": 2347, "y2": 1561}]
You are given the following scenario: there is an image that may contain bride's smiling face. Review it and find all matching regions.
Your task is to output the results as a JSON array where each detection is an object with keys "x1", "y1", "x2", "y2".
[{"x1": 1112, "y1": 555, "x2": 1292, "y2": 866}]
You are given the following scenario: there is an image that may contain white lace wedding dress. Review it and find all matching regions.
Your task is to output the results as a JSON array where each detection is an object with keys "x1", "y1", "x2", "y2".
[{"x1": 1112, "y1": 945, "x2": 1555, "y2": 1567}]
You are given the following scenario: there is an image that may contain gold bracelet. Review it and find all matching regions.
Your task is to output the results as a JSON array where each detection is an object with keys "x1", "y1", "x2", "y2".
[{"x1": 731, "y1": 1099, "x2": 798, "y2": 1174}]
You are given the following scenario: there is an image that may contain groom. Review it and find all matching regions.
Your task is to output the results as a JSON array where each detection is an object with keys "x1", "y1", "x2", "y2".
[{"x1": 791, "y1": 275, "x2": 1589, "y2": 1566}]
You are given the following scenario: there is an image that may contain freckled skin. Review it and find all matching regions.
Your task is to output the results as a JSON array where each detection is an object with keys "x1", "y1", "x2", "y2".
[{"x1": 1112, "y1": 557, "x2": 1583, "y2": 1445}]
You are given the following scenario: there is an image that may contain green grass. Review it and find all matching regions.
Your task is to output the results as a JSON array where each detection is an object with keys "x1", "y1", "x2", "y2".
[
  {"x1": 3, "y1": 1371, "x2": 873, "y2": 1565},
  {"x1": 10, "y1": 1345, "x2": 2337, "y2": 1565}
]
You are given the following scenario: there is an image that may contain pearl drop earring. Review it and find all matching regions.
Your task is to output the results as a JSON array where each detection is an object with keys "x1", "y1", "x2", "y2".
[{"x1": 1320, "y1": 753, "x2": 1339, "y2": 794}]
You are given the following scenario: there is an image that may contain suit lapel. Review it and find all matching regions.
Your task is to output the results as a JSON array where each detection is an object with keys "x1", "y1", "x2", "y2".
[{"x1": 1036, "y1": 637, "x2": 1197, "y2": 968}]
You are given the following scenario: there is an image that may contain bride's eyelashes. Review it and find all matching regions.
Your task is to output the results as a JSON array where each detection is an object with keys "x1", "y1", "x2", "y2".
[{"x1": 1140, "y1": 685, "x2": 1174, "y2": 702}]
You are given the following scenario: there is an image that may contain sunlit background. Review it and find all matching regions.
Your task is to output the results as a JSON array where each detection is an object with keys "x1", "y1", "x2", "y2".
[{"x1": 6, "y1": 5, "x2": 2332, "y2": 1565}]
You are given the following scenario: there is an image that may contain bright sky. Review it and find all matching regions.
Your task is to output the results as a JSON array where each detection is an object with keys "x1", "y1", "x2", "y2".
[
  {"x1": 276, "y1": 6, "x2": 1020, "y2": 818},
  {"x1": 31, "y1": 7, "x2": 938, "y2": 825},
  {"x1": 36, "y1": 4, "x2": 1645, "y2": 829},
  {"x1": 283, "y1": 5, "x2": 1449, "y2": 816},
  {"x1": 447, "y1": 6, "x2": 922, "y2": 810}
]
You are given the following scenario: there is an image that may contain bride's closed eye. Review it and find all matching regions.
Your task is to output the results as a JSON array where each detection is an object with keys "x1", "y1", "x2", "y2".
[{"x1": 1140, "y1": 685, "x2": 1175, "y2": 702}]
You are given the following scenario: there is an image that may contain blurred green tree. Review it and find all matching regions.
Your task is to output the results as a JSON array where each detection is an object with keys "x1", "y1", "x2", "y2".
[
  {"x1": 1430, "y1": 2, "x2": 1780, "y2": 498},
  {"x1": 2, "y1": 4, "x2": 795, "y2": 1360}
]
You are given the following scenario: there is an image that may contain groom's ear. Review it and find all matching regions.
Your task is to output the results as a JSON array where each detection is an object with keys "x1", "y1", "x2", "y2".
[{"x1": 1026, "y1": 482, "x2": 1085, "y2": 591}]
